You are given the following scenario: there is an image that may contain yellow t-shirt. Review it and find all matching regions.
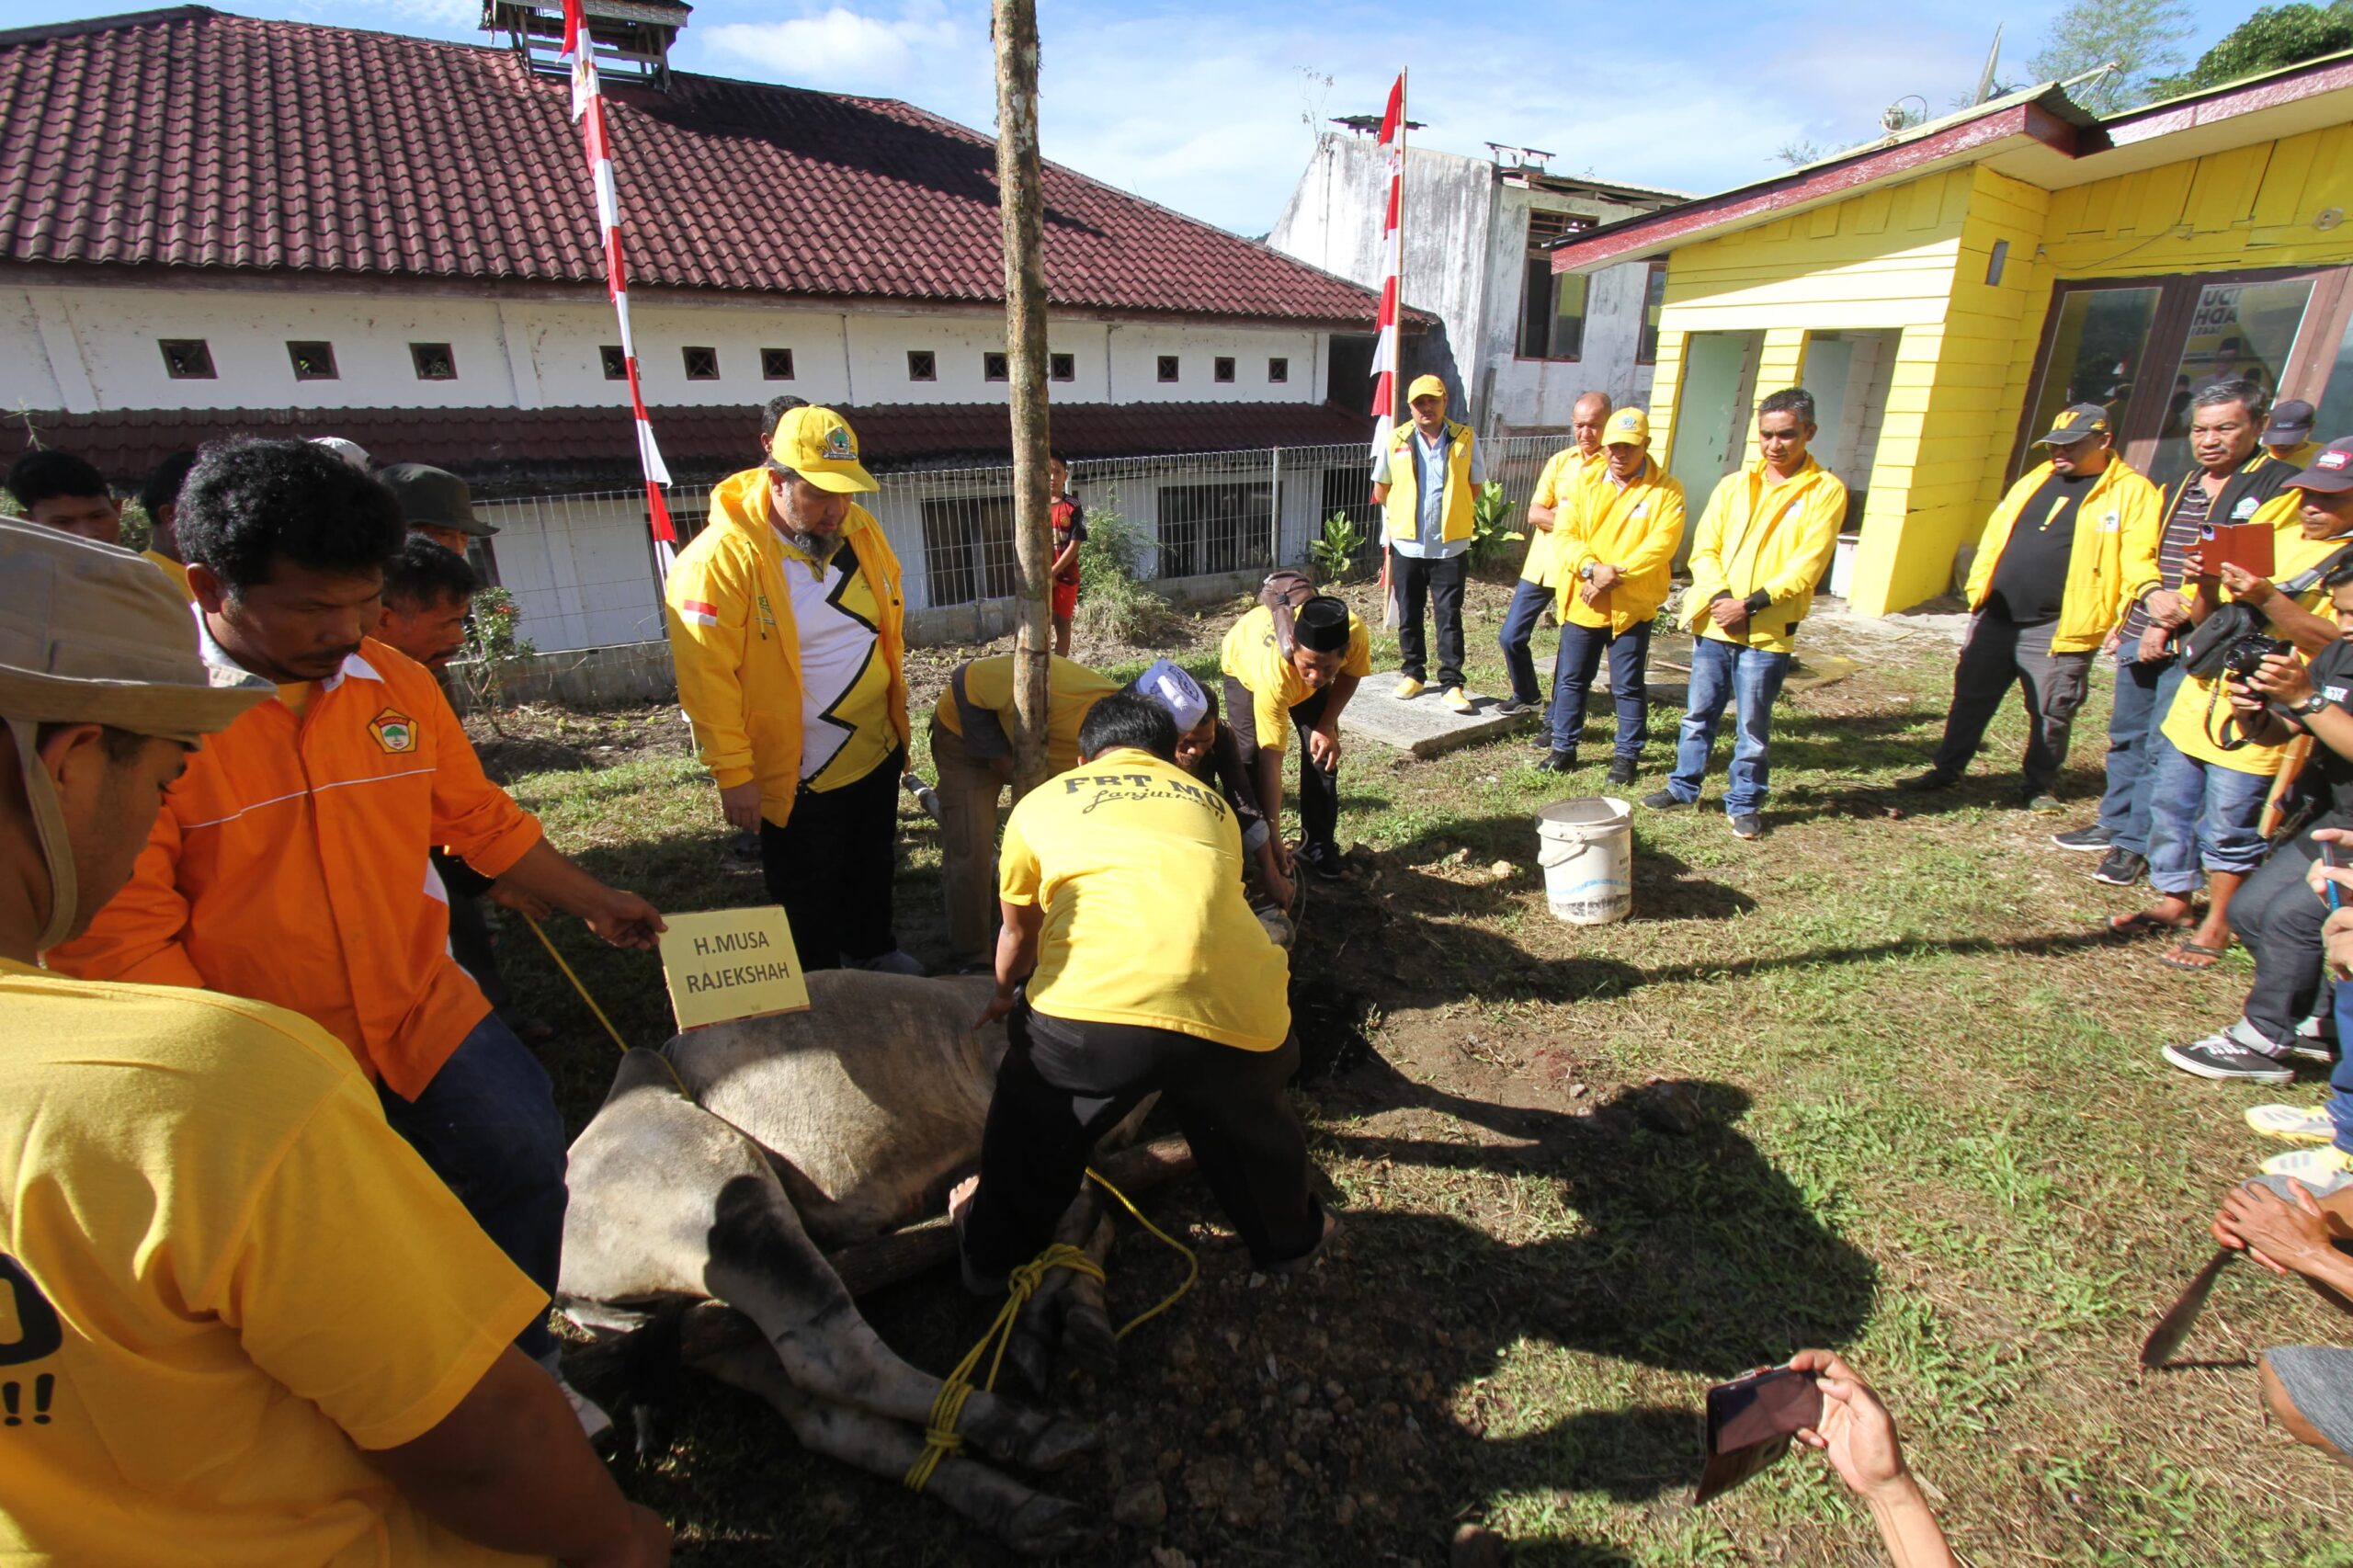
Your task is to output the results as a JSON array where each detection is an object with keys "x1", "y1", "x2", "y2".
[
  {"x1": 999, "y1": 748, "x2": 1290, "y2": 1051},
  {"x1": 931, "y1": 653, "x2": 1120, "y2": 773},
  {"x1": 141, "y1": 548, "x2": 194, "y2": 605},
  {"x1": 0, "y1": 960, "x2": 551, "y2": 1568},
  {"x1": 2162, "y1": 525, "x2": 2350, "y2": 775},
  {"x1": 1522, "y1": 447, "x2": 1604, "y2": 587},
  {"x1": 1217, "y1": 604, "x2": 1372, "y2": 755}
]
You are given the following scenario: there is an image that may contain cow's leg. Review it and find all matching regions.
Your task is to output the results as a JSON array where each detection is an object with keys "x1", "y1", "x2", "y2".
[
  {"x1": 690, "y1": 1340, "x2": 1105, "y2": 1560},
  {"x1": 1006, "y1": 1197, "x2": 1120, "y2": 1389},
  {"x1": 703, "y1": 1171, "x2": 1096, "y2": 1473}
]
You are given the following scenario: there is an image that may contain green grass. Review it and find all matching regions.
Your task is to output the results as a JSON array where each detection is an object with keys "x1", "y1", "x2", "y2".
[{"x1": 473, "y1": 575, "x2": 2353, "y2": 1567}]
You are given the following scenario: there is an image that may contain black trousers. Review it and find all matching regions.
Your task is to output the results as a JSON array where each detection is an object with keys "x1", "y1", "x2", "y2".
[
  {"x1": 1224, "y1": 679, "x2": 1339, "y2": 851},
  {"x1": 2233, "y1": 818, "x2": 2341, "y2": 1048},
  {"x1": 1928, "y1": 612, "x2": 2092, "y2": 792},
  {"x1": 759, "y1": 746, "x2": 904, "y2": 971},
  {"x1": 432, "y1": 848, "x2": 511, "y2": 1010},
  {"x1": 961, "y1": 1002, "x2": 1323, "y2": 1276},
  {"x1": 1389, "y1": 547, "x2": 1467, "y2": 690}
]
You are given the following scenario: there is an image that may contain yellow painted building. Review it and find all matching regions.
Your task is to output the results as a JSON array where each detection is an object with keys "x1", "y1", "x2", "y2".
[{"x1": 1552, "y1": 53, "x2": 2353, "y2": 614}]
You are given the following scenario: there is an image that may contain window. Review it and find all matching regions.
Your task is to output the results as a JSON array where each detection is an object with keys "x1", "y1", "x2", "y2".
[
  {"x1": 920, "y1": 494, "x2": 1019, "y2": 607},
  {"x1": 1049, "y1": 352, "x2": 1074, "y2": 382},
  {"x1": 1518, "y1": 261, "x2": 1586, "y2": 360},
  {"x1": 682, "y1": 346, "x2": 720, "y2": 381},
  {"x1": 158, "y1": 339, "x2": 214, "y2": 380},
  {"x1": 287, "y1": 340, "x2": 337, "y2": 381},
  {"x1": 410, "y1": 342, "x2": 456, "y2": 381},
  {"x1": 908, "y1": 350, "x2": 938, "y2": 382},
  {"x1": 761, "y1": 347, "x2": 796, "y2": 381},
  {"x1": 1267, "y1": 357, "x2": 1289, "y2": 383},
  {"x1": 600, "y1": 345, "x2": 628, "y2": 381},
  {"x1": 1213, "y1": 356, "x2": 1236, "y2": 383},
  {"x1": 1985, "y1": 239, "x2": 2010, "y2": 288},
  {"x1": 1156, "y1": 479, "x2": 1268, "y2": 579},
  {"x1": 1157, "y1": 355, "x2": 1179, "y2": 382},
  {"x1": 2147, "y1": 278, "x2": 2318, "y2": 486},
  {"x1": 983, "y1": 351, "x2": 1009, "y2": 382},
  {"x1": 1636, "y1": 262, "x2": 1669, "y2": 366}
]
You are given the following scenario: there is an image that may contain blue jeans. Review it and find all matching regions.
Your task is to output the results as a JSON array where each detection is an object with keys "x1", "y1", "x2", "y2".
[
  {"x1": 378, "y1": 1012, "x2": 567, "y2": 1359},
  {"x1": 2142, "y1": 734, "x2": 2273, "y2": 898},
  {"x1": 1497, "y1": 577, "x2": 1556, "y2": 706},
  {"x1": 2097, "y1": 650, "x2": 2186, "y2": 856},
  {"x1": 1667, "y1": 637, "x2": 1791, "y2": 817},
  {"x1": 2330, "y1": 986, "x2": 2353, "y2": 1157},
  {"x1": 1550, "y1": 619, "x2": 1653, "y2": 757}
]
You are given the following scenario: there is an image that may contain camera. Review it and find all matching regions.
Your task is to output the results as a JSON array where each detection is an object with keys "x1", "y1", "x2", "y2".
[{"x1": 2222, "y1": 635, "x2": 2292, "y2": 680}]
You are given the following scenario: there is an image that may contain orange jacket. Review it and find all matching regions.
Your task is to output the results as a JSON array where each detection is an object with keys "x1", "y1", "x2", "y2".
[{"x1": 49, "y1": 635, "x2": 542, "y2": 1099}]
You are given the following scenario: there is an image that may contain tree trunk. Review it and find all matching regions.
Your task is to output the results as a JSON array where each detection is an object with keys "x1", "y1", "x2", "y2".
[{"x1": 994, "y1": 0, "x2": 1053, "y2": 797}]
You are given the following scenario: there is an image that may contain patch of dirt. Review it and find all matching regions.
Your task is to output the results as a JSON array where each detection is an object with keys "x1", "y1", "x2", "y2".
[{"x1": 464, "y1": 701, "x2": 694, "y2": 783}]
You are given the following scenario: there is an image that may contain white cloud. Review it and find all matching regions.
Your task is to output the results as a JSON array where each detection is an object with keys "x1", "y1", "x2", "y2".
[{"x1": 700, "y1": 6, "x2": 972, "y2": 93}]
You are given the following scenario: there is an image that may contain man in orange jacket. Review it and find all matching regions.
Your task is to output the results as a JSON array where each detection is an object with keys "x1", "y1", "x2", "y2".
[{"x1": 52, "y1": 439, "x2": 664, "y2": 1407}]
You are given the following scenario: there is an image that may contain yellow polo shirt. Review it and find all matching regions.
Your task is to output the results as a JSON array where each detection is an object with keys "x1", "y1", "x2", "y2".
[
  {"x1": 1217, "y1": 604, "x2": 1371, "y2": 754},
  {"x1": 999, "y1": 748, "x2": 1290, "y2": 1051},
  {"x1": 0, "y1": 960, "x2": 549, "y2": 1568},
  {"x1": 1522, "y1": 446, "x2": 1605, "y2": 588},
  {"x1": 931, "y1": 653, "x2": 1120, "y2": 774},
  {"x1": 2162, "y1": 521, "x2": 2349, "y2": 774}
]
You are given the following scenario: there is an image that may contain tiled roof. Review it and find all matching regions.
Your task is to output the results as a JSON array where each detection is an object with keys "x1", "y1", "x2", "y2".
[
  {"x1": 0, "y1": 6, "x2": 1397, "y2": 327},
  {"x1": 6, "y1": 399, "x2": 1375, "y2": 493}
]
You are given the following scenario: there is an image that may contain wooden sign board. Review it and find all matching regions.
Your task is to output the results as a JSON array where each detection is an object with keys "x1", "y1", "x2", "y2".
[{"x1": 657, "y1": 906, "x2": 811, "y2": 1031}]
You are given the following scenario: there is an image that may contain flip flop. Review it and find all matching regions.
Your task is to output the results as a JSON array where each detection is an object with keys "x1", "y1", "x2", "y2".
[
  {"x1": 2161, "y1": 940, "x2": 2229, "y2": 971},
  {"x1": 2104, "y1": 911, "x2": 2190, "y2": 941}
]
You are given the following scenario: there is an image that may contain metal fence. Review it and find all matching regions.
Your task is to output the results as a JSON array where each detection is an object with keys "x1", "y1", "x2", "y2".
[{"x1": 475, "y1": 435, "x2": 1572, "y2": 653}]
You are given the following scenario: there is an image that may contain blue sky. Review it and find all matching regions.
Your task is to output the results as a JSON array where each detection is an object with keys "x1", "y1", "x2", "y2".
[{"x1": 0, "y1": 0, "x2": 2269, "y2": 232}]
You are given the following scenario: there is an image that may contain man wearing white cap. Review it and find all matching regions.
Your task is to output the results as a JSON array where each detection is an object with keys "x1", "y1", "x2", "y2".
[
  {"x1": 0, "y1": 521, "x2": 668, "y2": 1568},
  {"x1": 1371, "y1": 373, "x2": 1486, "y2": 713},
  {"x1": 666, "y1": 405, "x2": 919, "y2": 974}
]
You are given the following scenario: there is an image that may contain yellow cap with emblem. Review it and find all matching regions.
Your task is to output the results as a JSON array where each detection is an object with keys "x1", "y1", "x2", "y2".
[
  {"x1": 1604, "y1": 407, "x2": 1651, "y2": 446},
  {"x1": 770, "y1": 405, "x2": 879, "y2": 494}
]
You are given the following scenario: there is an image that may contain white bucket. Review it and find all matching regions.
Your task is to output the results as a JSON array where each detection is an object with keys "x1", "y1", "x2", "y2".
[
  {"x1": 1537, "y1": 797, "x2": 1632, "y2": 925},
  {"x1": 1826, "y1": 532, "x2": 1861, "y2": 599}
]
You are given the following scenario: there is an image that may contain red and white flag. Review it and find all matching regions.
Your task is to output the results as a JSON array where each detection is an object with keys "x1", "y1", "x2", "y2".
[
  {"x1": 561, "y1": 0, "x2": 677, "y2": 576},
  {"x1": 1370, "y1": 71, "x2": 1405, "y2": 628}
]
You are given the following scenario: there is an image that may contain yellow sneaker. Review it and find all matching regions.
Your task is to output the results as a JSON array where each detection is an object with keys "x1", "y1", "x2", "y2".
[
  {"x1": 2246, "y1": 1104, "x2": 2336, "y2": 1145},
  {"x1": 2259, "y1": 1145, "x2": 2353, "y2": 1194},
  {"x1": 1392, "y1": 676, "x2": 1425, "y2": 699},
  {"x1": 1443, "y1": 686, "x2": 1476, "y2": 714}
]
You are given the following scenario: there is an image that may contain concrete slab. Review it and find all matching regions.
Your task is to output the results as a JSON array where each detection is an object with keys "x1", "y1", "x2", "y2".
[{"x1": 1341, "y1": 686, "x2": 1534, "y2": 758}]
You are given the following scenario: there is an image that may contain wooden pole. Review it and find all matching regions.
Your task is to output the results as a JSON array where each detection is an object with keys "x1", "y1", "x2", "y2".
[{"x1": 994, "y1": 0, "x2": 1053, "y2": 796}]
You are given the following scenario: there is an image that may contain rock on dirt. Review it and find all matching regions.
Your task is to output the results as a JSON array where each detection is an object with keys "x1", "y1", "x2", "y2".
[
  {"x1": 1114, "y1": 1480, "x2": 1168, "y2": 1531},
  {"x1": 1450, "y1": 1523, "x2": 1506, "y2": 1568},
  {"x1": 1635, "y1": 1075, "x2": 1703, "y2": 1136}
]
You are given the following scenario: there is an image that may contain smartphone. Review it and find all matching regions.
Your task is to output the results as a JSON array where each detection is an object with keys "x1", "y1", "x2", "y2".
[
  {"x1": 2325, "y1": 840, "x2": 2343, "y2": 914},
  {"x1": 1694, "y1": 1365, "x2": 1824, "y2": 1505}
]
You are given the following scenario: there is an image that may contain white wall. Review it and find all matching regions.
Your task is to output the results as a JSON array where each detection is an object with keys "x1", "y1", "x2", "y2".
[{"x1": 0, "y1": 282, "x2": 1331, "y2": 414}]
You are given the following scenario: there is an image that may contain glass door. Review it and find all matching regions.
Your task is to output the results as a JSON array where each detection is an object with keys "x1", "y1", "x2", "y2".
[
  {"x1": 2144, "y1": 278, "x2": 2319, "y2": 487},
  {"x1": 2022, "y1": 286, "x2": 2163, "y2": 468}
]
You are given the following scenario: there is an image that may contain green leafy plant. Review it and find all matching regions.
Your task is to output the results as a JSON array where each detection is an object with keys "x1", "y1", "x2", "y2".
[
  {"x1": 1468, "y1": 480, "x2": 1524, "y2": 571},
  {"x1": 456, "y1": 585, "x2": 536, "y2": 722},
  {"x1": 1072, "y1": 501, "x2": 1176, "y2": 646},
  {"x1": 1310, "y1": 509, "x2": 1367, "y2": 581}
]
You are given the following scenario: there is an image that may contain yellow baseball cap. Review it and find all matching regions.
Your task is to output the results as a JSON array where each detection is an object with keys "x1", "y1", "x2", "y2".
[
  {"x1": 1605, "y1": 407, "x2": 1651, "y2": 447},
  {"x1": 769, "y1": 405, "x2": 879, "y2": 494},
  {"x1": 1406, "y1": 373, "x2": 1448, "y2": 404}
]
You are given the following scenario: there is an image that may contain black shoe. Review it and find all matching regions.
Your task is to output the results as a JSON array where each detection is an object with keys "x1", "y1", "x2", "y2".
[
  {"x1": 1607, "y1": 757, "x2": 1637, "y2": 787},
  {"x1": 1729, "y1": 813, "x2": 1766, "y2": 841},
  {"x1": 1294, "y1": 839, "x2": 1347, "y2": 881},
  {"x1": 2051, "y1": 824, "x2": 2113, "y2": 852},
  {"x1": 1537, "y1": 750, "x2": 1578, "y2": 774},
  {"x1": 1640, "y1": 788, "x2": 1688, "y2": 811},
  {"x1": 1897, "y1": 768, "x2": 1960, "y2": 792},
  {"x1": 1493, "y1": 698, "x2": 1540, "y2": 718},
  {"x1": 2092, "y1": 847, "x2": 2147, "y2": 887},
  {"x1": 1529, "y1": 733, "x2": 1557, "y2": 752}
]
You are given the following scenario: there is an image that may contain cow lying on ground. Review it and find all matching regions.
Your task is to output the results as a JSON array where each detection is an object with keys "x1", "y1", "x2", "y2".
[{"x1": 557, "y1": 970, "x2": 1149, "y2": 1557}]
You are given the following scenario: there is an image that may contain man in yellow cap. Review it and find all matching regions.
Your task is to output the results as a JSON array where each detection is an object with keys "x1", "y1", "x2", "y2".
[
  {"x1": 1498, "y1": 392, "x2": 1609, "y2": 722},
  {"x1": 1370, "y1": 373, "x2": 1485, "y2": 713},
  {"x1": 665, "y1": 404, "x2": 917, "y2": 975},
  {"x1": 1541, "y1": 407, "x2": 1686, "y2": 785},
  {"x1": 0, "y1": 520, "x2": 669, "y2": 1568}
]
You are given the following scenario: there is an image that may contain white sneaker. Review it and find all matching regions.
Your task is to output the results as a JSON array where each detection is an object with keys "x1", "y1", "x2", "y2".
[
  {"x1": 2259, "y1": 1145, "x2": 2353, "y2": 1197},
  {"x1": 2245, "y1": 1103, "x2": 2335, "y2": 1144}
]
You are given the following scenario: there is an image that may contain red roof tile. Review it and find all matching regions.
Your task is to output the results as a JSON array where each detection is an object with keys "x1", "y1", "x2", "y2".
[
  {"x1": 0, "y1": 6, "x2": 1396, "y2": 327},
  {"x1": 7, "y1": 399, "x2": 1374, "y2": 493}
]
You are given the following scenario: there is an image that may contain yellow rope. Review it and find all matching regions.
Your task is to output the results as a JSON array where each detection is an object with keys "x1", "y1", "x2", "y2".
[
  {"x1": 519, "y1": 911, "x2": 631, "y2": 1055},
  {"x1": 904, "y1": 1165, "x2": 1198, "y2": 1493}
]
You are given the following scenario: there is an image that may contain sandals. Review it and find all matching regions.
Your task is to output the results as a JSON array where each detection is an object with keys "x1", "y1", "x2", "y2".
[
  {"x1": 2162, "y1": 940, "x2": 2229, "y2": 971},
  {"x1": 2105, "y1": 911, "x2": 2192, "y2": 941}
]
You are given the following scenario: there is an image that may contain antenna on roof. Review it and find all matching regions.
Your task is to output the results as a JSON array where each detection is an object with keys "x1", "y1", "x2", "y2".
[
  {"x1": 1972, "y1": 24, "x2": 2004, "y2": 105},
  {"x1": 1332, "y1": 111, "x2": 1426, "y2": 137},
  {"x1": 483, "y1": 0, "x2": 691, "y2": 90}
]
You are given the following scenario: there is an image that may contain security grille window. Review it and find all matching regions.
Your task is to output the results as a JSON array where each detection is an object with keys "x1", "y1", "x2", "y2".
[
  {"x1": 983, "y1": 351, "x2": 1009, "y2": 381},
  {"x1": 1156, "y1": 479, "x2": 1269, "y2": 579},
  {"x1": 1518, "y1": 209, "x2": 1596, "y2": 360},
  {"x1": 761, "y1": 347, "x2": 795, "y2": 381},
  {"x1": 411, "y1": 342, "x2": 457, "y2": 381},
  {"x1": 921, "y1": 494, "x2": 1019, "y2": 606},
  {"x1": 1157, "y1": 355, "x2": 1179, "y2": 382},
  {"x1": 600, "y1": 345, "x2": 628, "y2": 381},
  {"x1": 287, "y1": 341, "x2": 337, "y2": 381},
  {"x1": 682, "y1": 346, "x2": 720, "y2": 381},
  {"x1": 159, "y1": 339, "x2": 215, "y2": 380},
  {"x1": 1637, "y1": 262, "x2": 1669, "y2": 366},
  {"x1": 908, "y1": 350, "x2": 938, "y2": 381},
  {"x1": 1049, "y1": 352, "x2": 1075, "y2": 381},
  {"x1": 1268, "y1": 357, "x2": 1289, "y2": 383},
  {"x1": 1213, "y1": 357, "x2": 1236, "y2": 383}
]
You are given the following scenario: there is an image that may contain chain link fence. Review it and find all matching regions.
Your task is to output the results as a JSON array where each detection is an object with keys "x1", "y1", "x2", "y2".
[{"x1": 475, "y1": 435, "x2": 1570, "y2": 652}]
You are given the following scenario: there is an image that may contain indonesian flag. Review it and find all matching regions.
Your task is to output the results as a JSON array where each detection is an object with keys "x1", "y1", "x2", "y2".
[{"x1": 1370, "y1": 71, "x2": 1405, "y2": 628}]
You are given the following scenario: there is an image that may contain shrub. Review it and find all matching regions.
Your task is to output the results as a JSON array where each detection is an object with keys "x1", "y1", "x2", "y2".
[
  {"x1": 1467, "y1": 481, "x2": 1523, "y2": 571},
  {"x1": 1073, "y1": 503, "x2": 1178, "y2": 646},
  {"x1": 1310, "y1": 510, "x2": 1367, "y2": 582}
]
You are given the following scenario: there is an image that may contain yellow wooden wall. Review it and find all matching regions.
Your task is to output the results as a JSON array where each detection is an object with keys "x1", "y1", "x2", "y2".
[{"x1": 1646, "y1": 121, "x2": 2353, "y2": 615}]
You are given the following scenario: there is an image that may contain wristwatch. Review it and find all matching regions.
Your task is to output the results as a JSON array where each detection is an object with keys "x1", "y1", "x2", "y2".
[
  {"x1": 1578, "y1": 562, "x2": 1597, "y2": 583},
  {"x1": 2299, "y1": 692, "x2": 2332, "y2": 717}
]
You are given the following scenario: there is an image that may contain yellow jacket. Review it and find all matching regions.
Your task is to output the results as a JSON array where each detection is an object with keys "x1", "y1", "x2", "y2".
[
  {"x1": 140, "y1": 549, "x2": 193, "y2": 604},
  {"x1": 1378, "y1": 419, "x2": 1475, "y2": 548},
  {"x1": 1963, "y1": 458, "x2": 2163, "y2": 653},
  {"x1": 664, "y1": 468, "x2": 909, "y2": 829},
  {"x1": 1684, "y1": 456, "x2": 1848, "y2": 653},
  {"x1": 1520, "y1": 447, "x2": 1604, "y2": 588},
  {"x1": 1554, "y1": 458, "x2": 1688, "y2": 636}
]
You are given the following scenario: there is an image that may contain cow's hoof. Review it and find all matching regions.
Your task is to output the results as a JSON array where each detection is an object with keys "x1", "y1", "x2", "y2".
[
  {"x1": 1057, "y1": 1302, "x2": 1120, "y2": 1380},
  {"x1": 1020, "y1": 1414, "x2": 1098, "y2": 1473},
  {"x1": 1001, "y1": 1493, "x2": 1107, "y2": 1558},
  {"x1": 1006, "y1": 1321, "x2": 1056, "y2": 1393}
]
